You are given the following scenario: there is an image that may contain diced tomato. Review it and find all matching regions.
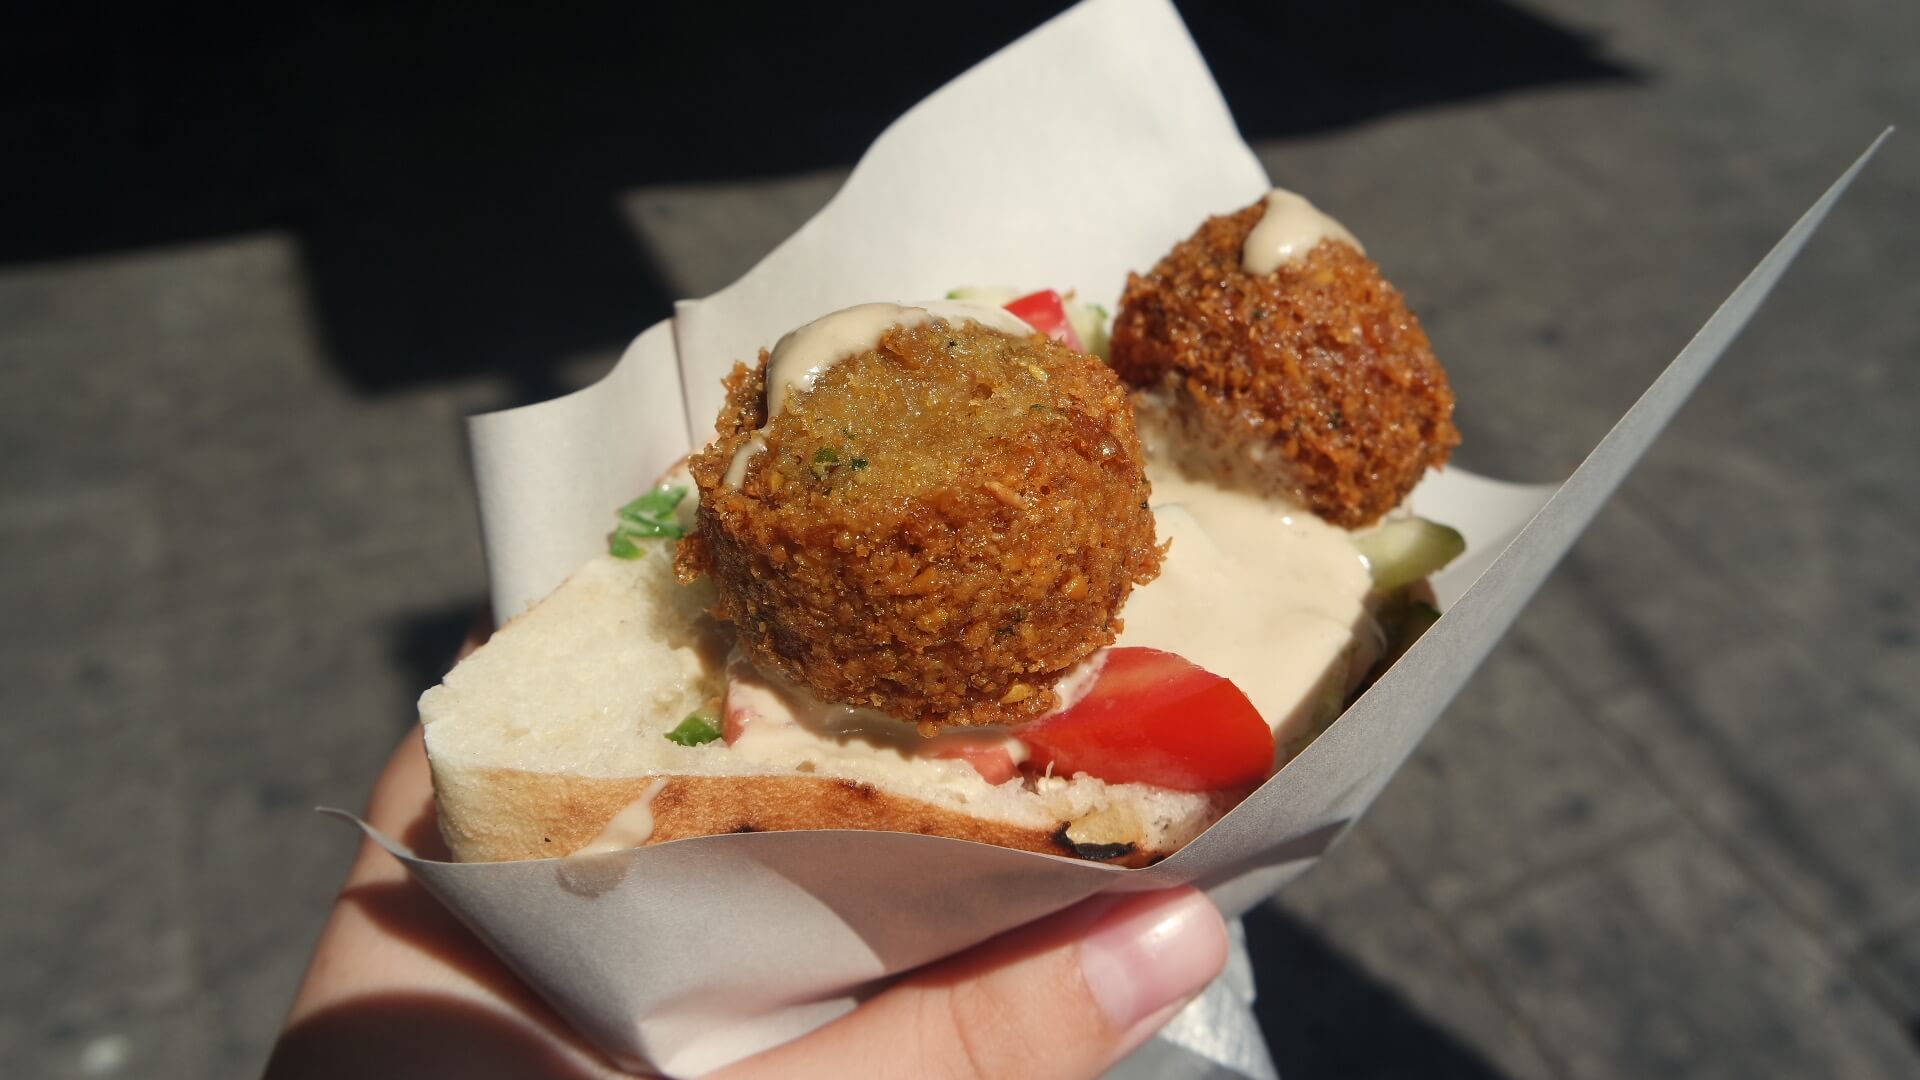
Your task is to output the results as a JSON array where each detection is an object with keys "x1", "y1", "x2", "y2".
[
  {"x1": 722, "y1": 699, "x2": 754, "y2": 744},
  {"x1": 1004, "y1": 289, "x2": 1086, "y2": 352},
  {"x1": 721, "y1": 656, "x2": 781, "y2": 744},
  {"x1": 930, "y1": 740, "x2": 1019, "y2": 785},
  {"x1": 1019, "y1": 648, "x2": 1272, "y2": 791}
]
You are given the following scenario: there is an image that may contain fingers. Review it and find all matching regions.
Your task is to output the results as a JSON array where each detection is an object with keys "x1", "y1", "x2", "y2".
[
  {"x1": 273, "y1": 726, "x2": 622, "y2": 1079},
  {"x1": 272, "y1": 617, "x2": 624, "y2": 1080},
  {"x1": 457, "y1": 610, "x2": 494, "y2": 663},
  {"x1": 365, "y1": 725, "x2": 433, "y2": 838},
  {"x1": 719, "y1": 886, "x2": 1227, "y2": 1080}
]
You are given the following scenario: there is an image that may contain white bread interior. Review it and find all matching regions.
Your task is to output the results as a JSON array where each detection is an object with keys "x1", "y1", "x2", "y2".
[{"x1": 422, "y1": 552, "x2": 1236, "y2": 864}]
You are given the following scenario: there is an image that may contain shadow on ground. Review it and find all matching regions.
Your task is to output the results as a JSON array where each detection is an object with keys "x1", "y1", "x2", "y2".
[
  {"x1": 386, "y1": 601, "x2": 488, "y2": 726},
  {"x1": 5, "y1": 1, "x2": 1631, "y2": 405},
  {"x1": 1244, "y1": 904, "x2": 1514, "y2": 1078}
]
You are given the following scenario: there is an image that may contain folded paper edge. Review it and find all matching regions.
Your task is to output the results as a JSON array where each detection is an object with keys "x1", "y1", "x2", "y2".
[{"x1": 469, "y1": 319, "x2": 687, "y2": 623}]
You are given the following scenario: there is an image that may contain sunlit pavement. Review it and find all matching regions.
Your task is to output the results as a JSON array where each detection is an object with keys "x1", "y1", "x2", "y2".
[{"x1": 3, "y1": 2, "x2": 1916, "y2": 1076}]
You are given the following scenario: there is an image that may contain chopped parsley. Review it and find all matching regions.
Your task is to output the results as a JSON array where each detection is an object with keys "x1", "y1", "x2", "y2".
[
  {"x1": 608, "y1": 484, "x2": 689, "y2": 558},
  {"x1": 664, "y1": 712, "x2": 722, "y2": 746},
  {"x1": 811, "y1": 445, "x2": 869, "y2": 481}
]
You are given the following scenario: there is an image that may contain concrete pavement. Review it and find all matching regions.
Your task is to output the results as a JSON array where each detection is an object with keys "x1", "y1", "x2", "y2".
[{"x1": 4, "y1": 1, "x2": 1916, "y2": 1076}]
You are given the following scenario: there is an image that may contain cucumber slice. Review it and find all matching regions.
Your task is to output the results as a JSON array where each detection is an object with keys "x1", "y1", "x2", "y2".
[
  {"x1": 1352, "y1": 517, "x2": 1465, "y2": 591},
  {"x1": 1384, "y1": 599, "x2": 1441, "y2": 668},
  {"x1": 1064, "y1": 299, "x2": 1111, "y2": 360}
]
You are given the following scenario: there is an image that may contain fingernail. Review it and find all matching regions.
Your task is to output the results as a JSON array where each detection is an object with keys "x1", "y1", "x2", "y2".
[{"x1": 1079, "y1": 889, "x2": 1226, "y2": 1030}]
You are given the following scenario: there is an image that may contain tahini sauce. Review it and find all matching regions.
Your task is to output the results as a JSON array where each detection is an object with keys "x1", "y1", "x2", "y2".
[
  {"x1": 723, "y1": 301, "x2": 1033, "y2": 487},
  {"x1": 725, "y1": 650, "x2": 1028, "y2": 798},
  {"x1": 1116, "y1": 463, "x2": 1373, "y2": 745},
  {"x1": 1242, "y1": 188, "x2": 1364, "y2": 275},
  {"x1": 573, "y1": 777, "x2": 670, "y2": 854}
]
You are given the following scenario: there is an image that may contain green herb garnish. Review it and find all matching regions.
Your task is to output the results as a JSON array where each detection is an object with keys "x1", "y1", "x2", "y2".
[
  {"x1": 619, "y1": 485, "x2": 689, "y2": 531},
  {"x1": 811, "y1": 445, "x2": 869, "y2": 482},
  {"x1": 608, "y1": 484, "x2": 689, "y2": 558},
  {"x1": 664, "y1": 712, "x2": 722, "y2": 746}
]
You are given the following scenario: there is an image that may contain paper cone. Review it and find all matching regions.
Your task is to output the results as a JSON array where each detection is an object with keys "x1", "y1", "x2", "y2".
[{"x1": 359, "y1": 0, "x2": 1887, "y2": 1073}]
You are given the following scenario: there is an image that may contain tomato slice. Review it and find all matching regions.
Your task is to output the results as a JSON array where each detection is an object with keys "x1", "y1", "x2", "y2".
[
  {"x1": 930, "y1": 740, "x2": 1019, "y2": 785},
  {"x1": 1003, "y1": 289, "x2": 1086, "y2": 352},
  {"x1": 1019, "y1": 648, "x2": 1273, "y2": 791}
]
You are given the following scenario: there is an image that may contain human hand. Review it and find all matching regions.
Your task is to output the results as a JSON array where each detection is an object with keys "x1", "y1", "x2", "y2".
[{"x1": 268, "y1": 638, "x2": 1228, "y2": 1079}]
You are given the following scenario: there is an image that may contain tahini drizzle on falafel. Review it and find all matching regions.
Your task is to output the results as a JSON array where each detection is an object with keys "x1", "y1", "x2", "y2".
[
  {"x1": 676, "y1": 302, "x2": 1162, "y2": 728},
  {"x1": 1112, "y1": 189, "x2": 1460, "y2": 528}
]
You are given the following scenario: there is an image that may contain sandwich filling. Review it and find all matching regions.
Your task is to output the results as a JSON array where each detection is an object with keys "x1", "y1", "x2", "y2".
[
  {"x1": 715, "y1": 458, "x2": 1375, "y2": 787},
  {"x1": 425, "y1": 191, "x2": 1461, "y2": 861}
]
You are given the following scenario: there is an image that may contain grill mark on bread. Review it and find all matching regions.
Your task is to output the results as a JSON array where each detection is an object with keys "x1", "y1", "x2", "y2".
[
  {"x1": 442, "y1": 767, "x2": 1203, "y2": 867},
  {"x1": 836, "y1": 779, "x2": 879, "y2": 801},
  {"x1": 1052, "y1": 824, "x2": 1138, "y2": 863}
]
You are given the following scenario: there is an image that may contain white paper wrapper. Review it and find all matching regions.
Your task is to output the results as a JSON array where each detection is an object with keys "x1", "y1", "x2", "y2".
[{"x1": 368, "y1": 0, "x2": 1887, "y2": 1074}]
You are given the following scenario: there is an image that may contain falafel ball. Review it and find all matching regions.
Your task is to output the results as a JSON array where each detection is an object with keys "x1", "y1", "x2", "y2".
[
  {"x1": 1110, "y1": 197, "x2": 1459, "y2": 528},
  {"x1": 675, "y1": 308, "x2": 1162, "y2": 726}
]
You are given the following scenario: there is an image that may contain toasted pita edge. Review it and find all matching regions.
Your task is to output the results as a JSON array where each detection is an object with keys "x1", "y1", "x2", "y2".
[{"x1": 429, "y1": 762, "x2": 1232, "y2": 868}]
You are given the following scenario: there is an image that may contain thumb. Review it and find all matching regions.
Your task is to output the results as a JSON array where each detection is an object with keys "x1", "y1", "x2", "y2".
[{"x1": 717, "y1": 887, "x2": 1227, "y2": 1080}]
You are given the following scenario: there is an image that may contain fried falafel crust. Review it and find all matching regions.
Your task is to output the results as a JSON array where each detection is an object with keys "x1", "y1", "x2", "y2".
[
  {"x1": 676, "y1": 320, "x2": 1162, "y2": 726},
  {"x1": 1110, "y1": 201, "x2": 1459, "y2": 528}
]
